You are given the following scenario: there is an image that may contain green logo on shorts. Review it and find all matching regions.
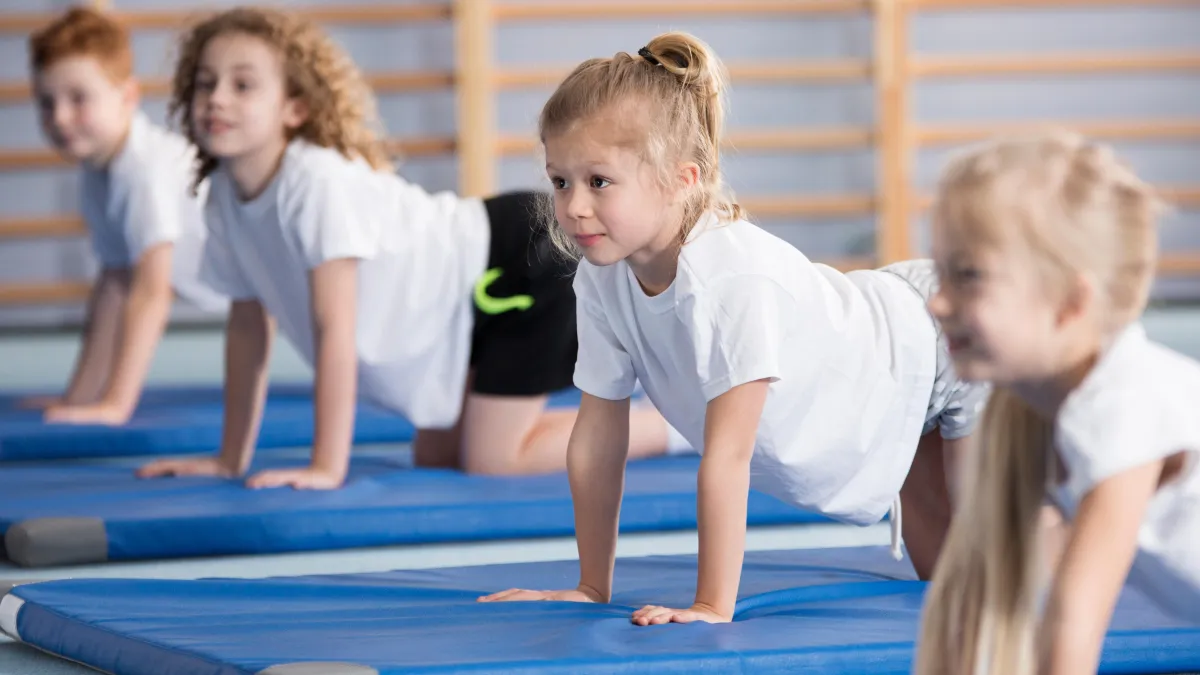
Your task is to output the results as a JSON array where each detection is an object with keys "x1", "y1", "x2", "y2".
[{"x1": 474, "y1": 267, "x2": 535, "y2": 315}]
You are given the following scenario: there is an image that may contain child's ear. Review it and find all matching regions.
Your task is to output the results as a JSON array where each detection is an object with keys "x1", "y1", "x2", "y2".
[
  {"x1": 674, "y1": 161, "x2": 701, "y2": 203},
  {"x1": 282, "y1": 97, "x2": 309, "y2": 131},
  {"x1": 1057, "y1": 271, "x2": 1098, "y2": 329},
  {"x1": 120, "y1": 77, "x2": 140, "y2": 111}
]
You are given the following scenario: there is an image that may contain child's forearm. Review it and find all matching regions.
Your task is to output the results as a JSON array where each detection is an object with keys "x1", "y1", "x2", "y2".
[
  {"x1": 64, "y1": 271, "x2": 128, "y2": 403},
  {"x1": 218, "y1": 300, "x2": 274, "y2": 474},
  {"x1": 309, "y1": 319, "x2": 357, "y2": 480},
  {"x1": 694, "y1": 451, "x2": 750, "y2": 619},
  {"x1": 1043, "y1": 590, "x2": 1107, "y2": 675},
  {"x1": 569, "y1": 395, "x2": 632, "y2": 602},
  {"x1": 100, "y1": 247, "x2": 175, "y2": 413}
]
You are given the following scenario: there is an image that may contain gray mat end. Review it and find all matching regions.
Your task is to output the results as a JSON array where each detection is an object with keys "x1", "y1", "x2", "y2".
[
  {"x1": 4, "y1": 517, "x2": 108, "y2": 568},
  {"x1": 258, "y1": 664, "x2": 379, "y2": 675}
]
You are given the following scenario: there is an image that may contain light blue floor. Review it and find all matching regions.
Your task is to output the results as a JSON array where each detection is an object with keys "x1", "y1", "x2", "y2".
[{"x1": 1, "y1": 306, "x2": 1197, "y2": 674}]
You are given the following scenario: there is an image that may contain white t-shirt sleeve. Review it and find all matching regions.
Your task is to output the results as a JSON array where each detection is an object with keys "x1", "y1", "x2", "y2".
[
  {"x1": 1060, "y1": 392, "x2": 1192, "y2": 496},
  {"x1": 684, "y1": 275, "x2": 789, "y2": 402},
  {"x1": 283, "y1": 153, "x2": 381, "y2": 270},
  {"x1": 197, "y1": 195, "x2": 255, "y2": 301},
  {"x1": 572, "y1": 267, "x2": 638, "y2": 401},
  {"x1": 119, "y1": 169, "x2": 185, "y2": 264}
]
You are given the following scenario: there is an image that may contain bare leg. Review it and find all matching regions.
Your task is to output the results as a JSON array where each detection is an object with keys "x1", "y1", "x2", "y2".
[
  {"x1": 898, "y1": 431, "x2": 954, "y2": 580},
  {"x1": 412, "y1": 370, "x2": 473, "y2": 470},
  {"x1": 459, "y1": 394, "x2": 670, "y2": 476},
  {"x1": 940, "y1": 435, "x2": 973, "y2": 510}
]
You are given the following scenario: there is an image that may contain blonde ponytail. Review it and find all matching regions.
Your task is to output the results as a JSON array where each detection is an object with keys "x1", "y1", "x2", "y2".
[{"x1": 915, "y1": 389, "x2": 1053, "y2": 675}]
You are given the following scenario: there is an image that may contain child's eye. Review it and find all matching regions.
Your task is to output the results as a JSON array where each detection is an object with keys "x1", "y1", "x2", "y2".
[
  {"x1": 589, "y1": 176, "x2": 611, "y2": 189},
  {"x1": 951, "y1": 266, "x2": 982, "y2": 284},
  {"x1": 234, "y1": 79, "x2": 254, "y2": 92},
  {"x1": 194, "y1": 78, "x2": 216, "y2": 92},
  {"x1": 549, "y1": 177, "x2": 568, "y2": 190}
]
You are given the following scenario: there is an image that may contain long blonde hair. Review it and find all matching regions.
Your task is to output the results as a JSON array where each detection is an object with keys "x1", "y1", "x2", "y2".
[
  {"x1": 169, "y1": 7, "x2": 391, "y2": 193},
  {"x1": 538, "y1": 31, "x2": 742, "y2": 258},
  {"x1": 915, "y1": 132, "x2": 1162, "y2": 674}
]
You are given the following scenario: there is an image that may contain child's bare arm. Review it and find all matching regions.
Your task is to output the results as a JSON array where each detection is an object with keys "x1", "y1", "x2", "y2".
[
  {"x1": 479, "y1": 393, "x2": 632, "y2": 604},
  {"x1": 246, "y1": 259, "x2": 357, "y2": 490},
  {"x1": 137, "y1": 300, "x2": 274, "y2": 480},
  {"x1": 1043, "y1": 459, "x2": 1164, "y2": 675},
  {"x1": 46, "y1": 244, "x2": 174, "y2": 424},
  {"x1": 632, "y1": 379, "x2": 767, "y2": 626},
  {"x1": 43, "y1": 269, "x2": 129, "y2": 409}
]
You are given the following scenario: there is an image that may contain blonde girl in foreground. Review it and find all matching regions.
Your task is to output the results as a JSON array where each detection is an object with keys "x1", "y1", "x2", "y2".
[{"x1": 916, "y1": 132, "x2": 1200, "y2": 674}]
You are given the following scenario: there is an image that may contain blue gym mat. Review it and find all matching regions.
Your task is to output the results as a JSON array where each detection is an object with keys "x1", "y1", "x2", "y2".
[
  {"x1": 0, "y1": 387, "x2": 586, "y2": 462},
  {"x1": 0, "y1": 385, "x2": 416, "y2": 461},
  {"x1": 0, "y1": 454, "x2": 826, "y2": 567},
  {"x1": 3, "y1": 546, "x2": 1197, "y2": 675}
]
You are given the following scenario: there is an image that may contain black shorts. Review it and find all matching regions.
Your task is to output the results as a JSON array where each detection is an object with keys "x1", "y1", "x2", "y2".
[{"x1": 469, "y1": 191, "x2": 578, "y2": 396}]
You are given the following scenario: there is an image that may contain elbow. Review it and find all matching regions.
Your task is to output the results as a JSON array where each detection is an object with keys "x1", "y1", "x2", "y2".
[{"x1": 699, "y1": 447, "x2": 753, "y2": 476}]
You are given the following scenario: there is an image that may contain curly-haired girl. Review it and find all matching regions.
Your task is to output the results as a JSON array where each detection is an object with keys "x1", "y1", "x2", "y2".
[{"x1": 138, "y1": 7, "x2": 678, "y2": 489}]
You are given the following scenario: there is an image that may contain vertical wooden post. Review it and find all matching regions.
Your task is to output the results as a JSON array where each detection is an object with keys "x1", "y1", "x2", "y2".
[
  {"x1": 454, "y1": 0, "x2": 496, "y2": 197},
  {"x1": 873, "y1": 0, "x2": 912, "y2": 264}
]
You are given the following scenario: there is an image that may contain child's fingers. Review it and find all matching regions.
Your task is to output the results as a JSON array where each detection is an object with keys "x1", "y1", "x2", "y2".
[
  {"x1": 632, "y1": 605, "x2": 673, "y2": 626},
  {"x1": 135, "y1": 462, "x2": 175, "y2": 478},
  {"x1": 246, "y1": 471, "x2": 287, "y2": 489},
  {"x1": 477, "y1": 588, "x2": 528, "y2": 602},
  {"x1": 481, "y1": 588, "x2": 554, "y2": 602}
]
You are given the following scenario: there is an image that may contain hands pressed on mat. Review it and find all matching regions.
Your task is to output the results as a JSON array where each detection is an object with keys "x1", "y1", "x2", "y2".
[{"x1": 478, "y1": 383, "x2": 764, "y2": 627}]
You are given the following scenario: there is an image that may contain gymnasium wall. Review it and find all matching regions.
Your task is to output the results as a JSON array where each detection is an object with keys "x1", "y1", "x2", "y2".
[{"x1": 0, "y1": 0, "x2": 1197, "y2": 329}]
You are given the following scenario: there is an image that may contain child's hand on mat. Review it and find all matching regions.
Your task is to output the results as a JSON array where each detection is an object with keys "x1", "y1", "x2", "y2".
[
  {"x1": 137, "y1": 457, "x2": 241, "y2": 480},
  {"x1": 477, "y1": 585, "x2": 604, "y2": 604},
  {"x1": 631, "y1": 603, "x2": 731, "y2": 626},
  {"x1": 44, "y1": 401, "x2": 133, "y2": 425},
  {"x1": 246, "y1": 466, "x2": 346, "y2": 490}
]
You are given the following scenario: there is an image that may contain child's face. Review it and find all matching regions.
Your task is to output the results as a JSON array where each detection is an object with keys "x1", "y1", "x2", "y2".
[
  {"x1": 33, "y1": 56, "x2": 133, "y2": 165},
  {"x1": 544, "y1": 113, "x2": 686, "y2": 269},
  {"x1": 928, "y1": 219, "x2": 1074, "y2": 386},
  {"x1": 190, "y1": 32, "x2": 304, "y2": 161}
]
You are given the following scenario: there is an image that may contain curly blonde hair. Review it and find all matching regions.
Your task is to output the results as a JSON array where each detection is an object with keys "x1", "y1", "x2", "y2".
[{"x1": 169, "y1": 6, "x2": 391, "y2": 193}]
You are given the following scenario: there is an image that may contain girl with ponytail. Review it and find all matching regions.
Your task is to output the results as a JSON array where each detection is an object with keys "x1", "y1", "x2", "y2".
[
  {"x1": 480, "y1": 32, "x2": 991, "y2": 625},
  {"x1": 917, "y1": 132, "x2": 1200, "y2": 674}
]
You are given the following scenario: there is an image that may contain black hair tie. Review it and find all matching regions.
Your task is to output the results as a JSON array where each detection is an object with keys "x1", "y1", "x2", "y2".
[{"x1": 638, "y1": 47, "x2": 661, "y2": 67}]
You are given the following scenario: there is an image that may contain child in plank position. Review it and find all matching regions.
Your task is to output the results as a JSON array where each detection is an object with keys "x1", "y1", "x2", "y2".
[
  {"x1": 479, "y1": 32, "x2": 990, "y2": 622},
  {"x1": 915, "y1": 133, "x2": 1200, "y2": 675},
  {"x1": 27, "y1": 7, "x2": 226, "y2": 423},
  {"x1": 138, "y1": 8, "x2": 678, "y2": 489}
]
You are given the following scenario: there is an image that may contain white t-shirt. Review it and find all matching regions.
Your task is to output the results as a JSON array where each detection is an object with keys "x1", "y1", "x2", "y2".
[
  {"x1": 80, "y1": 111, "x2": 226, "y2": 312},
  {"x1": 1053, "y1": 323, "x2": 1200, "y2": 621},
  {"x1": 573, "y1": 214, "x2": 938, "y2": 525},
  {"x1": 199, "y1": 139, "x2": 491, "y2": 428}
]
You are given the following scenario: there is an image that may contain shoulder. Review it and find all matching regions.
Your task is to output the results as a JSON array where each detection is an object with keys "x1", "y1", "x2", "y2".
[
  {"x1": 281, "y1": 141, "x2": 358, "y2": 186},
  {"x1": 679, "y1": 216, "x2": 805, "y2": 283},
  {"x1": 676, "y1": 216, "x2": 805, "y2": 305},
  {"x1": 1057, "y1": 324, "x2": 1200, "y2": 478},
  {"x1": 111, "y1": 114, "x2": 194, "y2": 188}
]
